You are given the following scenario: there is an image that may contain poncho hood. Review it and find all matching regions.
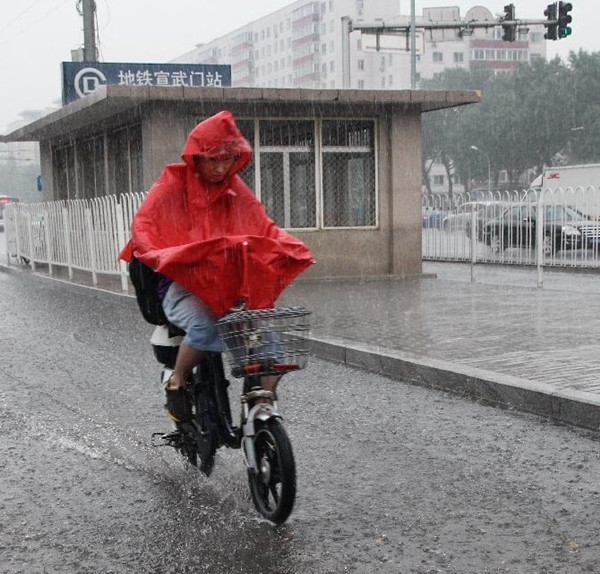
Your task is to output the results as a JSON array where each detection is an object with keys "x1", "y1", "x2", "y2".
[
  {"x1": 181, "y1": 110, "x2": 252, "y2": 177},
  {"x1": 119, "y1": 111, "x2": 313, "y2": 316}
]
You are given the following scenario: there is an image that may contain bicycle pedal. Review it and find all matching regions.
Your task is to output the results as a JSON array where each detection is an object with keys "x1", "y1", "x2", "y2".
[{"x1": 151, "y1": 430, "x2": 182, "y2": 448}]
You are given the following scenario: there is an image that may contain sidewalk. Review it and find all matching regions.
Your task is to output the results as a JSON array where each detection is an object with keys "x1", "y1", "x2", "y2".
[
  {"x1": 279, "y1": 262, "x2": 600, "y2": 431},
  {"x1": 5, "y1": 259, "x2": 600, "y2": 431}
]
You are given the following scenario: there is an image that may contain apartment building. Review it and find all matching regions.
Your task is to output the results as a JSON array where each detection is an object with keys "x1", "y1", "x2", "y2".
[{"x1": 173, "y1": 1, "x2": 547, "y2": 91}]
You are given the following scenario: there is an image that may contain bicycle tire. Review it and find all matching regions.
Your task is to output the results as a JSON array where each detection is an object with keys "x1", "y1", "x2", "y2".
[
  {"x1": 248, "y1": 418, "x2": 296, "y2": 524},
  {"x1": 192, "y1": 389, "x2": 218, "y2": 476},
  {"x1": 175, "y1": 422, "x2": 198, "y2": 467}
]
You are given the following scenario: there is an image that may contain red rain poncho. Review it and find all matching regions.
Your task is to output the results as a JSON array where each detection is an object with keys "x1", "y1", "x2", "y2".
[{"x1": 119, "y1": 111, "x2": 313, "y2": 316}]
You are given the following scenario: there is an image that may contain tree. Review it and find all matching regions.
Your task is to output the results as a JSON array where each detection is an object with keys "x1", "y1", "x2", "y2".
[
  {"x1": 421, "y1": 68, "x2": 493, "y2": 194},
  {"x1": 420, "y1": 52, "x2": 600, "y2": 192},
  {"x1": 567, "y1": 50, "x2": 600, "y2": 164}
]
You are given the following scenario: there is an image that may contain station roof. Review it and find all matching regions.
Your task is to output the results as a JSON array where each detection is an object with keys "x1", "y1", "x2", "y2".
[{"x1": 2, "y1": 84, "x2": 480, "y2": 142}]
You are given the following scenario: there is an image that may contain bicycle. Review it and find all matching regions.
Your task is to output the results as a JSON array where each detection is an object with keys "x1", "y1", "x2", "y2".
[{"x1": 151, "y1": 305, "x2": 310, "y2": 524}]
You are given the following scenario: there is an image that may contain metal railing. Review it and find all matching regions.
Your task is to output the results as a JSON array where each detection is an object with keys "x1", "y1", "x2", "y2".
[
  {"x1": 5, "y1": 187, "x2": 600, "y2": 292},
  {"x1": 422, "y1": 188, "x2": 600, "y2": 283},
  {"x1": 4, "y1": 193, "x2": 145, "y2": 291}
]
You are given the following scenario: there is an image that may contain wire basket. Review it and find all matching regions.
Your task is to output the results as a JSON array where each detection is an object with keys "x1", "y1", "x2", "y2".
[{"x1": 216, "y1": 306, "x2": 311, "y2": 377}]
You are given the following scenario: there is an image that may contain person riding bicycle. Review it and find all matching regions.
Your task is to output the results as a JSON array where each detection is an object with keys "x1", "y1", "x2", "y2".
[{"x1": 120, "y1": 110, "x2": 313, "y2": 422}]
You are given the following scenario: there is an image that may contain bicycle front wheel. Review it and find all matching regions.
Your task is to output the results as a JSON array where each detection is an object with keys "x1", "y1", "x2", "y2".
[{"x1": 248, "y1": 418, "x2": 296, "y2": 524}]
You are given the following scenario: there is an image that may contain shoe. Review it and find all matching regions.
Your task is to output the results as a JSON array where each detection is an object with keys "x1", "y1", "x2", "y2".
[{"x1": 164, "y1": 380, "x2": 192, "y2": 422}]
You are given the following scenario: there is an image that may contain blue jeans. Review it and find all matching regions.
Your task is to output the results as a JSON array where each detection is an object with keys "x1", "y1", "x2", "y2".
[{"x1": 161, "y1": 282, "x2": 224, "y2": 352}]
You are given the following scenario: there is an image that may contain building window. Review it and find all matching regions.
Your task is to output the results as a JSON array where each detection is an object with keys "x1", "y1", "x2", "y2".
[
  {"x1": 236, "y1": 118, "x2": 376, "y2": 230},
  {"x1": 453, "y1": 52, "x2": 464, "y2": 63},
  {"x1": 530, "y1": 32, "x2": 542, "y2": 43},
  {"x1": 433, "y1": 52, "x2": 443, "y2": 63},
  {"x1": 52, "y1": 124, "x2": 142, "y2": 200},
  {"x1": 322, "y1": 120, "x2": 376, "y2": 227},
  {"x1": 52, "y1": 144, "x2": 76, "y2": 200},
  {"x1": 77, "y1": 135, "x2": 106, "y2": 199},
  {"x1": 433, "y1": 175, "x2": 444, "y2": 186},
  {"x1": 357, "y1": 59, "x2": 365, "y2": 70},
  {"x1": 358, "y1": 79, "x2": 365, "y2": 89},
  {"x1": 108, "y1": 124, "x2": 143, "y2": 196},
  {"x1": 258, "y1": 120, "x2": 316, "y2": 228}
]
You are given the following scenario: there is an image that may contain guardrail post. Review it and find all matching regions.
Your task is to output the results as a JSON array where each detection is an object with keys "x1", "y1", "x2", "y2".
[
  {"x1": 536, "y1": 192, "x2": 544, "y2": 288},
  {"x1": 26, "y1": 211, "x2": 36, "y2": 271},
  {"x1": 85, "y1": 207, "x2": 98, "y2": 286},
  {"x1": 470, "y1": 203, "x2": 477, "y2": 282},
  {"x1": 62, "y1": 207, "x2": 74, "y2": 280},
  {"x1": 43, "y1": 207, "x2": 54, "y2": 276},
  {"x1": 10, "y1": 206, "x2": 21, "y2": 266},
  {"x1": 115, "y1": 200, "x2": 129, "y2": 292}
]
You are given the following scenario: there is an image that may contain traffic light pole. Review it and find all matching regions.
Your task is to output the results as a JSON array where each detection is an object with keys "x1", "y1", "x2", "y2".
[
  {"x1": 341, "y1": 6, "x2": 571, "y2": 88},
  {"x1": 349, "y1": 18, "x2": 561, "y2": 37}
]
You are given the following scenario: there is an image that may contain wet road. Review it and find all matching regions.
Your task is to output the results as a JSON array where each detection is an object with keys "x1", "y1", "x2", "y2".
[{"x1": 2, "y1": 266, "x2": 600, "y2": 574}]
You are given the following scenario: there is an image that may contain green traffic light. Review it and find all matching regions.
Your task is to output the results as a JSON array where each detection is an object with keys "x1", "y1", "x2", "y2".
[{"x1": 559, "y1": 26, "x2": 572, "y2": 38}]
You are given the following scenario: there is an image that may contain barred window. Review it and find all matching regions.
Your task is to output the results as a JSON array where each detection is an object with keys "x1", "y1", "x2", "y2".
[
  {"x1": 230, "y1": 118, "x2": 376, "y2": 230},
  {"x1": 322, "y1": 120, "x2": 376, "y2": 227},
  {"x1": 77, "y1": 136, "x2": 105, "y2": 199},
  {"x1": 108, "y1": 124, "x2": 143, "y2": 196},
  {"x1": 259, "y1": 120, "x2": 316, "y2": 229},
  {"x1": 52, "y1": 144, "x2": 76, "y2": 200}
]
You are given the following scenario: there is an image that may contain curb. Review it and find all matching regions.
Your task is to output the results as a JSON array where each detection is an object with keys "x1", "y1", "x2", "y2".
[
  {"x1": 4, "y1": 261, "x2": 600, "y2": 432},
  {"x1": 309, "y1": 336, "x2": 600, "y2": 432}
]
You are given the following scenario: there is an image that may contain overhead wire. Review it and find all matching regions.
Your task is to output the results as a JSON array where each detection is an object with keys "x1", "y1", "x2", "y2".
[
  {"x1": 0, "y1": 0, "x2": 45, "y2": 34},
  {"x1": 0, "y1": 0, "x2": 72, "y2": 46}
]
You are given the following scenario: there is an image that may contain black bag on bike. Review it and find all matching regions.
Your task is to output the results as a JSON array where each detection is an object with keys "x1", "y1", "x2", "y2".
[{"x1": 129, "y1": 256, "x2": 168, "y2": 326}]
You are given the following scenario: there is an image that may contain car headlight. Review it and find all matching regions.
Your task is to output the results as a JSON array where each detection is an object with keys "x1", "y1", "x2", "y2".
[{"x1": 561, "y1": 225, "x2": 581, "y2": 237}]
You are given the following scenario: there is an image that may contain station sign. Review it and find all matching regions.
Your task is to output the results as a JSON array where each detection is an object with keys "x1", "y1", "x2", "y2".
[{"x1": 61, "y1": 62, "x2": 232, "y2": 105}]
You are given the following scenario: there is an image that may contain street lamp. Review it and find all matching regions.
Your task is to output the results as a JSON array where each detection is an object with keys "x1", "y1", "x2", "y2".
[{"x1": 470, "y1": 145, "x2": 491, "y2": 193}]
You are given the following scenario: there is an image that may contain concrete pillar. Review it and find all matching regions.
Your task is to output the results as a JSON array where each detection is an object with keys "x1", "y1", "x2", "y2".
[
  {"x1": 141, "y1": 102, "x2": 190, "y2": 190},
  {"x1": 389, "y1": 109, "x2": 422, "y2": 276}
]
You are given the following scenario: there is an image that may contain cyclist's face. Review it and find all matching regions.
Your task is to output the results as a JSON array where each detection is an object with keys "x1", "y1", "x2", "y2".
[{"x1": 194, "y1": 155, "x2": 237, "y2": 184}]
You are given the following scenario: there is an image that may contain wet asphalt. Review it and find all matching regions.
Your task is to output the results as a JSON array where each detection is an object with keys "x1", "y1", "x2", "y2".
[{"x1": 2, "y1": 259, "x2": 600, "y2": 573}]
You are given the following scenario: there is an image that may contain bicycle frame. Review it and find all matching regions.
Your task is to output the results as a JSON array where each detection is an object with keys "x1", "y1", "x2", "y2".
[{"x1": 152, "y1": 241, "x2": 305, "y2": 523}]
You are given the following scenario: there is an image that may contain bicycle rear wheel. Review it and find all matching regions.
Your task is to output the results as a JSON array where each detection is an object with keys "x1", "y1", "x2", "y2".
[{"x1": 248, "y1": 418, "x2": 296, "y2": 524}]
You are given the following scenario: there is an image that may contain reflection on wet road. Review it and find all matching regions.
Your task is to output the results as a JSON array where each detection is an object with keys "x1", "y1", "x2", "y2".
[{"x1": 1, "y1": 267, "x2": 600, "y2": 574}]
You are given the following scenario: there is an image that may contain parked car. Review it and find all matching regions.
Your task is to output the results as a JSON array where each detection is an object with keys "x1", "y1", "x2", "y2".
[
  {"x1": 442, "y1": 201, "x2": 509, "y2": 235},
  {"x1": 481, "y1": 203, "x2": 600, "y2": 255},
  {"x1": 0, "y1": 196, "x2": 19, "y2": 230},
  {"x1": 422, "y1": 207, "x2": 446, "y2": 228},
  {"x1": 465, "y1": 202, "x2": 513, "y2": 240}
]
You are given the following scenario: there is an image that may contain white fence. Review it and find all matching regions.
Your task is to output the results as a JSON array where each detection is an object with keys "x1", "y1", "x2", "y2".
[
  {"x1": 4, "y1": 193, "x2": 144, "y2": 291},
  {"x1": 422, "y1": 189, "x2": 600, "y2": 279},
  {"x1": 5, "y1": 188, "x2": 600, "y2": 290}
]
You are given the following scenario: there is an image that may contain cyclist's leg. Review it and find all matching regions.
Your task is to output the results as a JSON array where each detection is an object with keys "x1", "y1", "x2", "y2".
[{"x1": 162, "y1": 282, "x2": 223, "y2": 420}]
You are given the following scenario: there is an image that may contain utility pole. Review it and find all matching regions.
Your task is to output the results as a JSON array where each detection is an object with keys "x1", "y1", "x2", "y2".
[{"x1": 81, "y1": 0, "x2": 97, "y2": 62}]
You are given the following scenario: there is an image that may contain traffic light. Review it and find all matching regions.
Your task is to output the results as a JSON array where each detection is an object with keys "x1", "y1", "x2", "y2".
[
  {"x1": 544, "y1": 2, "x2": 558, "y2": 41},
  {"x1": 502, "y1": 4, "x2": 517, "y2": 42},
  {"x1": 558, "y1": 1, "x2": 573, "y2": 39}
]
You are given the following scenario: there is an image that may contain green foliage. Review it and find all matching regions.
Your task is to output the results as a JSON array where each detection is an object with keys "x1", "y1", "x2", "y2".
[{"x1": 421, "y1": 50, "x2": 600, "y2": 191}]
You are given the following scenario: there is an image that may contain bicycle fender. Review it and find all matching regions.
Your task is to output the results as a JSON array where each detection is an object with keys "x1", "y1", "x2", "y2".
[
  {"x1": 243, "y1": 405, "x2": 281, "y2": 437},
  {"x1": 242, "y1": 407, "x2": 282, "y2": 473}
]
